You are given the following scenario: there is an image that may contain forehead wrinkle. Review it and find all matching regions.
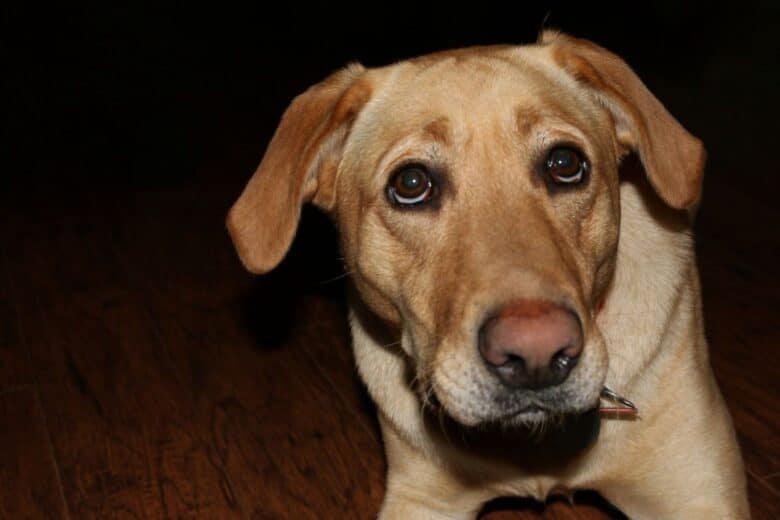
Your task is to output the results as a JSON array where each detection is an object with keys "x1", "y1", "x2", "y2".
[{"x1": 515, "y1": 50, "x2": 613, "y2": 133}]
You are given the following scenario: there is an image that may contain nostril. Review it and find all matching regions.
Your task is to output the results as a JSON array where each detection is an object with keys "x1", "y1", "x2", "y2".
[
  {"x1": 501, "y1": 353, "x2": 526, "y2": 369},
  {"x1": 505, "y1": 353, "x2": 523, "y2": 364},
  {"x1": 494, "y1": 354, "x2": 528, "y2": 386}
]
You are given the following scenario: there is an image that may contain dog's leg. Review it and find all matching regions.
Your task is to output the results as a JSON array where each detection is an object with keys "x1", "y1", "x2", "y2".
[
  {"x1": 377, "y1": 418, "x2": 489, "y2": 520},
  {"x1": 379, "y1": 493, "x2": 477, "y2": 520},
  {"x1": 602, "y1": 477, "x2": 748, "y2": 520}
]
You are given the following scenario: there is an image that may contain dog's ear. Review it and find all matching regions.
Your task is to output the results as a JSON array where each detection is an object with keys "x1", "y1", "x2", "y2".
[
  {"x1": 227, "y1": 64, "x2": 371, "y2": 273},
  {"x1": 539, "y1": 30, "x2": 705, "y2": 210}
]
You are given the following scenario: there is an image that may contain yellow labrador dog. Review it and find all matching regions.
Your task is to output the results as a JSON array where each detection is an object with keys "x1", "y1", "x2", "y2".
[{"x1": 227, "y1": 31, "x2": 749, "y2": 519}]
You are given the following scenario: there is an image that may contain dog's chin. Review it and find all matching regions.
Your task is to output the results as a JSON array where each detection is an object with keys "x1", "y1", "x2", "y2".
[
  {"x1": 443, "y1": 405, "x2": 574, "y2": 431},
  {"x1": 429, "y1": 391, "x2": 600, "y2": 432}
]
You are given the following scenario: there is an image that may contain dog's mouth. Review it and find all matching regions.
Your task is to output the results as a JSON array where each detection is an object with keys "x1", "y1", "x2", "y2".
[
  {"x1": 488, "y1": 401, "x2": 592, "y2": 429},
  {"x1": 489, "y1": 404, "x2": 557, "y2": 429},
  {"x1": 422, "y1": 384, "x2": 588, "y2": 430},
  {"x1": 422, "y1": 385, "x2": 637, "y2": 431},
  {"x1": 506, "y1": 404, "x2": 548, "y2": 419}
]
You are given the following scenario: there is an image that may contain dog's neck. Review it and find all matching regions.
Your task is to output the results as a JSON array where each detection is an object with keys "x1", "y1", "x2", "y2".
[{"x1": 596, "y1": 175, "x2": 704, "y2": 415}]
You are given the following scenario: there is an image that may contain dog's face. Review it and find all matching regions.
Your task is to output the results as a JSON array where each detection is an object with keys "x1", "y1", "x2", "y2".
[
  {"x1": 227, "y1": 32, "x2": 704, "y2": 428},
  {"x1": 334, "y1": 50, "x2": 623, "y2": 426}
]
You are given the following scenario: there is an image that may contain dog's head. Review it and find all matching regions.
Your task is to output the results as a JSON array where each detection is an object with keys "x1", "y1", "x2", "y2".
[{"x1": 227, "y1": 32, "x2": 704, "y2": 428}]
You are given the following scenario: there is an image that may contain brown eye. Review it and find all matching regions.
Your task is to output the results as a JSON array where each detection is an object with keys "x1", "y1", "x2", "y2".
[
  {"x1": 387, "y1": 165, "x2": 434, "y2": 206},
  {"x1": 546, "y1": 147, "x2": 587, "y2": 184}
]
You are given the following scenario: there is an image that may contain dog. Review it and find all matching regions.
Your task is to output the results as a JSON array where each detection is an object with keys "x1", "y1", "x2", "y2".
[{"x1": 227, "y1": 31, "x2": 749, "y2": 519}]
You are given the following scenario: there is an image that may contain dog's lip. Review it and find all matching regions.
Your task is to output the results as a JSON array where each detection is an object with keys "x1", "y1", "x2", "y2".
[
  {"x1": 426, "y1": 390, "x2": 549, "y2": 423},
  {"x1": 494, "y1": 403, "x2": 550, "y2": 421},
  {"x1": 513, "y1": 404, "x2": 544, "y2": 414},
  {"x1": 493, "y1": 397, "x2": 601, "y2": 422},
  {"x1": 428, "y1": 383, "x2": 601, "y2": 425}
]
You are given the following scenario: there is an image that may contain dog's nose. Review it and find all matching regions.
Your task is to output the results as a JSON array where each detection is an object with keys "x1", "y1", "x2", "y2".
[{"x1": 478, "y1": 301, "x2": 583, "y2": 389}]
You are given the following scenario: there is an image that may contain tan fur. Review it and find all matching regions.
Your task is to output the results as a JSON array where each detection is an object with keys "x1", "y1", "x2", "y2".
[{"x1": 228, "y1": 31, "x2": 748, "y2": 518}]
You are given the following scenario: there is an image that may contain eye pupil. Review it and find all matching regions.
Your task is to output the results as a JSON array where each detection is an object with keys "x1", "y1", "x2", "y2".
[
  {"x1": 546, "y1": 146, "x2": 586, "y2": 184},
  {"x1": 400, "y1": 170, "x2": 423, "y2": 192},
  {"x1": 550, "y1": 149, "x2": 574, "y2": 168}
]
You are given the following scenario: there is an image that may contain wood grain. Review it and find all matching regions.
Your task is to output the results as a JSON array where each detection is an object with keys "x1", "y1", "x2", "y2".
[
  {"x1": 4, "y1": 198, "x2": 240, "y2": 518},
  {"x1": 0, "y1": 254, "x2": 66, "y2": 519},
  {"x1": 0, "y1": 252, "x2": 31, "y2": 391},
  {"x1": 0, "y1": 388, "x2": 67, "y2": 519}
]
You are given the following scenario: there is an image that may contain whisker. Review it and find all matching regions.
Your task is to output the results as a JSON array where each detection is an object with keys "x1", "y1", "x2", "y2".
[{"x1": 317, "y1": 270, "x2": 353, "y2": 285}]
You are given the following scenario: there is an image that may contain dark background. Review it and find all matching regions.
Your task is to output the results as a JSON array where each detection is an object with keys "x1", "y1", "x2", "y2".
[{"x1": 3, "y1": 2, "x2": 779, "y2": 203}]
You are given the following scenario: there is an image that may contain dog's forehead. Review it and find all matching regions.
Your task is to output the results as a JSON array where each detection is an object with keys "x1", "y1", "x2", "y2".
[{"x1": 358, "y1": 44, "x2": 594, "y2": 144}]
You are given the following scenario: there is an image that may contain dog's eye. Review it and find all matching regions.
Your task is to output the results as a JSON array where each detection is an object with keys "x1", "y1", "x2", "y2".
[
  {"x1": 545, "y1": 147, "x2": 588, "y2": 184},
  {"x1": 387, "y1": 165, "x2": 434, "y2": 206}
]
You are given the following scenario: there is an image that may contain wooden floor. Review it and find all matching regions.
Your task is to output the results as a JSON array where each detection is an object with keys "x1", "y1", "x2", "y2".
[{"x1": 1, "y1": 173, "x2": 778, "y2": 519}]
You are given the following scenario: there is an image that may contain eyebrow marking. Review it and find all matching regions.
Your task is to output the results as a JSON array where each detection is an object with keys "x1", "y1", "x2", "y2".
[
  {"x1": 423, "y1": 117, "x2": 451, "y2": 146},
  {"x1": 516, "y1": 107, "x2": 543, "y2": 138},
  {"x1": 371, "y1": 118, "x2": 450, "y2": 176}
]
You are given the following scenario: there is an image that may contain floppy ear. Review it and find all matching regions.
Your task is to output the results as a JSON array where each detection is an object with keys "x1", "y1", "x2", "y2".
[
  {"x1": 539, "y1": 30, "x2": 705, "y2": 210},
  {"x1": 226, "y1": 64, "x2": 371, "y2": 273}
]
